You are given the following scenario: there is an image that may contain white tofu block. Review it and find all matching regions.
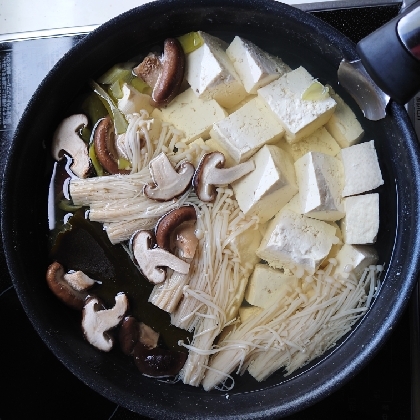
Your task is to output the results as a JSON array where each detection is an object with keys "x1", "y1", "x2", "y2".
[
  {"x1": 341, "y1": 193, "x2": 379, "y2": 244},
  {"x1": 117, "y1": 83, "x2": 154, "y2": 115},
  {"x1": 226, "y1": 36, "x2": 290, "y2": 94},
  {"x1": 320, "y1": 221, "x2": 343, "y2": 268},
  {"x1": 211, "y1": 97, "x2": 285, "y2": 164},
  {"x1": 333, "y1": 244, "x2": 378, "y2": 279},
  {"x1": 239, "y1": 306, "x2": 263, "y2": 323},
  {"x1": 232, "y1": 145, "x2": 298, "y2": 224},
  {"x1": 204, "y1": 138, "x2": 236, "y2": 167},
  {"x1": 159, "y1": 88, "x2": 227, "y2": 143},
  {"x1": 226, "y1": 94, "x2": 256, "y2": 114},
  {"x1": 258, "y1": 67, "x2": 336, "y2": 143},
  {"x1": 325, "y1": 91, "x2": 364, "y2": 148},
  {"x1": 295, "y1": 152, "x2": 345, "y2": 221},
  {"x1": 278, "y1": 127, "x2": 341, "y2": 162},
  {"x1": 185, "y1": 31, "x2": 248, "y2": 109},
  {"x1": 256, "y1": 208, "x2": 338, "y2": 274},
  {"x1": 230, "y1": 225, "x2": 262, "y2": 267},
  {"x1": 340, "y1": 140, "x2": 384, "y2": 197},
  {"x1": 245, "y1": 263, "x2": 299, "y2": 308}
]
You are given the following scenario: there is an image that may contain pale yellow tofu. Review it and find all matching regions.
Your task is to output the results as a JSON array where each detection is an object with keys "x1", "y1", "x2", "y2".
[
  {"x1": 257, "y1": 208, "x2": 338, "y2": 274},
  {"x1": 186, "y1": 31, "x2": 248, "y2": 109},
  {"x1": 229, "y1": 225, "x2": 262, "y2": 267},
  {"x1": 226, "y1": 36, "x2": 290, "y2": 94},
  {"x1": 278, "y1": 127, "x2": 341, "y2": 162},
  {"x1": 325, "y1": 91, "x2": 364, "y2": 148},
  {"x1": 232, "y1": 145, "x2": 298, "y2": 224},
  {"x1": 258, "y1": 67, "x2": 336, "y2": 143},
  {"x1": 295, "y1": 152, "x2": 345, "y2": 221},
  {"x1": 211, "y1": 97, "x2": 285, "y2": 164},
  {"x1": 160, "y1": 88, "x2": 227, "y2": 143},
  {"x1": 245, "y1": 263, "x2": 299, "y2": 308},
  {"x1": 239, "y1": 306, "x2": 263, "y2": 323},
  {"x1": 333, "y1": 244, "x2": 378, "y2": 279},
  {"x1": 320, "y1": 222, "x2": 343, "y2": 268},
  {"x1": 341, "y1": 194, "x2": 379, "y2": 244}
]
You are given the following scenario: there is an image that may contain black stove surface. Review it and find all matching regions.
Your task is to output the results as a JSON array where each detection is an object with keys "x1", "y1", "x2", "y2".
[{"x1": 0, "y1": 4, "x2": 416, "y2": 420}]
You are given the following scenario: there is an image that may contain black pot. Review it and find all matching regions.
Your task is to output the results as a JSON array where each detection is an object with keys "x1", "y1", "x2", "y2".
[{"x1": 2, "y1": 1, "x2": 420, "y2": 418}]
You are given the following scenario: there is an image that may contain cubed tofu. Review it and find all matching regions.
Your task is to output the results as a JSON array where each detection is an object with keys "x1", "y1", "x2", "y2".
[
  {"x1": 230, "y1": 225, "x2": 262, "y2": 267},
  {"x1": 149, "y1": 108, "x2": 163, "y2": 142},
  {"x1": 211, "y1": 97, "x2": 285, "y2": 164},
  {"x1": 239, "y1": 306, "x2": 263, "y2": 323},
  {"x1": 159, "y1": 88, "x2": 227, "y2": 143},
  {"x1": 341, "y1": 193, "x2": 379, "y2": 244},
  {"x1": 340, "y1": 140, "x2": 384, "y2": 197},
  {"x1": 333, "y1": 244, "x2": 378, "y2": 279},
  {"x1": 186, "y1": 31, "x2": 248, "y2": 109},
  {"x1": 257, "y1": 67, "x2": 336, "y2": 143},
  {"x1": 278, "y1": 127, "x2": 341, "y2": 162},
  {"x1": 245, "y1": 263, "x2": 299, "y2": 308},
  {"x1": 232, "y1": 145, "x2": 298, "y2": 224},
  {"x1": 320, "y1": 221, "x2": 343, "y2": 268},
  {"x1": 204, "y1": 138, "x2": 236, "y2": 167},
  {"x1": 256, "y1": 208, "x2": 338, "y2": 274},
  {"x1": 117, "y1": 83, "x2": 155, "y2": 115},
  {"x1": 294, "y1": 152, "x2": 345, "y2": 221},
  {"x1": 325, "y1": 91, "x2": 364, "y2": 148},
  {"x1": 226, "y1": 36, "x2": 290, "y2": 94}
]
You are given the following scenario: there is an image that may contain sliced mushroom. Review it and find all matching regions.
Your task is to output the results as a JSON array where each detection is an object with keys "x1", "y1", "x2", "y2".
[
  {"x1": 143, "y1": 152, "x2": 194, "y2": 201},
  {"x1": 193, "y1": 152, "x2": 255, "y2": 202},
  {"x1": 82, "y1": 293, "x2": 128, "y2": 352},
  {"x1": 133, "y1": 38, "x2": 185, "y2": 107},
  {"x1": 51, "y1": 114, "x2": 91, "y2": 178},
  {"x1": 64, "y1": 270, "x2": 97, "y2": 291},
  {"x1": 131, "y1": 230, "x2": 190, "y2": 284},
  {"x1": 155, "y1": 206, "x2": 198, "y2": 258},
  {"x1": 119, "y1": 316, "x2": 160, "y2": 356},
  {"x1": 94, "y1": 115, "x2": 130, "y2": 175},
  {"x1": 132, "y1": 344, "x2": 187, "y2": 378},
  {"x1": 46, "y1": 261, "x2": 95, "y2": 310},
  {"x1": 133, "y1": 53, "x2": 162, "y2": 88}
]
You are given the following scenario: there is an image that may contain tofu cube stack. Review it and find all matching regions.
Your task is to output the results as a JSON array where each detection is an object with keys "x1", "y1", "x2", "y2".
[{"x1": 145, "y1": 32, "x2": 385, "y2": 313}]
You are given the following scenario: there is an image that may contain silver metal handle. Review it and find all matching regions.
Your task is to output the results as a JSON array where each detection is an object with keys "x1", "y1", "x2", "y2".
[{"x1": 397, "y1": 6, "x2": 420, "y2": 60}]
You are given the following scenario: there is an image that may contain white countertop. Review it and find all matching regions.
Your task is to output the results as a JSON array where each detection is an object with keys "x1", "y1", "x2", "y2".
[{"x1": 0, "y1": 0, "x2": 335, "y2": 35}]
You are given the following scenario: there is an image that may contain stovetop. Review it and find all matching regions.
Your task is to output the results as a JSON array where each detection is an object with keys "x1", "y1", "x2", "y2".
[{"x1": 0, "y1": 4, "x2": 418, "y2": 420}]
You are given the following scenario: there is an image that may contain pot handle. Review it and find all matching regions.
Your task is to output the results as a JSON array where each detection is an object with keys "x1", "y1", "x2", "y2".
[{"x1": 356, "y1": 0, "x2": 420, "y2": 105}]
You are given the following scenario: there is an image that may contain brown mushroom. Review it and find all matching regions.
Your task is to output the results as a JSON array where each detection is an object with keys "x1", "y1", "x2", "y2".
[
  {"x1": 82, "y1": 293, "x2": 128, "y2": 352},
  {"x1": 155, "y1": 206, "x2": 198, "y2": 258},
  {"x1": 94, "y1": 115, "x2": 130, "y2": 175},
  {"x1": 193, "y1": 152, "x2": 255, "y2": 202},
  {"x1": 143, "y1": 152, "x2": 194, "y2": 201},
  {"x1": 46, "y1": 261, "x2": 95, "y2": 310},
  {"x1": 133, "y1": 38, "x2": 185, "y2": 107},
  {"x1": 131, "y1": 230, "x2": 190, "y2": 284},
  {"x1": 119, "y1": 316, "x2": 159, "y2": 356},
  {"x1": 51, "y1": 114, "x2": 92, "y2": 178},
  {"x1": 132, "y1": 344, "x2": 187, "y2": 378}
]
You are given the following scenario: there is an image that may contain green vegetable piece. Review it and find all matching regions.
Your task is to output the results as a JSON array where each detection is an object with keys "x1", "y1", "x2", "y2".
[
  {"x1": 118, "y1": 157, "x2": 131, "y2": 171},
  {"x1": 79, "y1": 126, "x2": 91, "y2": 143},
  {"x1": 109, "y1": 79, "x2": 124, "y2": 101},
  {"x1": 97, "y1": 63, "x2": 135, "y2": 85},
  {"x1": 90, "y1": 80, "x2": 128, "y2": 135},
  {"x1": 58, "y1": 199, "x2": 82, "y2": 212},
  {"x1": 81, "y1": 93, "x2": 108, "y2": 127},
  {"x1": 301, "y1": 81, "x2": 330, "y2": 101},
  {"x1": 89, "y1": 142, "x2": 104, "y2": 177},
  {"x1": 178, "y1": 32, "x2": 203, "y2": 54},
  {"x1": 130, "y1": 77, "x2": 150, "y2": 94}
]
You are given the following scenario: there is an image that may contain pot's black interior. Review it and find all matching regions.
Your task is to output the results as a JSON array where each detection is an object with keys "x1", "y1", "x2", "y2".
[{"x1": 2, "y1": 0, "x2": 420, "y2": 419}]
